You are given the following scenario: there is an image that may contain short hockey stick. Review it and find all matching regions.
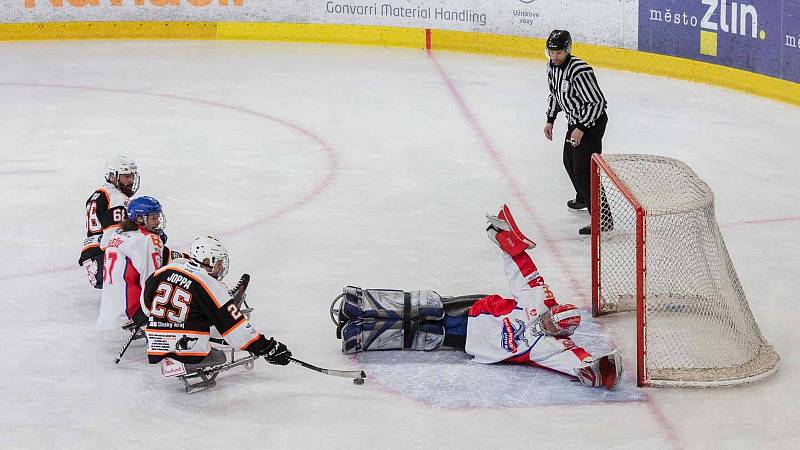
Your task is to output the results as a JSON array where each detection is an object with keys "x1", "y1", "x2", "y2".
[
  {"x1": 114, "y1": 327, "x2": 140, "y2": 364},
  {"x1": 289, "y1": 357, "x2": 366, "y2": 380},
  {"x1": 209, "y1": 339, "x2": 365, "y2": 380}
]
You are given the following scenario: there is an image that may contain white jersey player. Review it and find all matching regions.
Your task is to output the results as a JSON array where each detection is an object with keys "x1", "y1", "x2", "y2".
[
  {"x1": 335, "y1": 205, "x2": 622, "y2": 389},
  {"x1": 97, "y1": 196, "x2": 167, "y2": 330},
  {"x1": 79, "y1": 155, "x2": 140, "y2": 289},
  {"x1": 469, "y1": 206, "x2": 622, "y2": 388}
]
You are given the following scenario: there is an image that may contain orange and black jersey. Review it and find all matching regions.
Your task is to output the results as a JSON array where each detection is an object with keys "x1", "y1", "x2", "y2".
[
  {"x1": 141, "y1": 259, "x2": 270, "y2": 364},
  {"x1": 79, "y1": 183, "x2": 130, "y2": 265}
]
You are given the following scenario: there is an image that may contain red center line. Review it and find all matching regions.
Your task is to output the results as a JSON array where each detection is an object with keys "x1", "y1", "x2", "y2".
[
  {"x1": 426, "y1": 49, "x2": 684, "y2": 447},
  {"x1": 425, "y1": 50, "x2": 586, "y2": 302}
]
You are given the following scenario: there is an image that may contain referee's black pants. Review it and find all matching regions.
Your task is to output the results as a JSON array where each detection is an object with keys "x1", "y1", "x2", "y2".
[{"x1": 562, "y1": 113, "x2": 607, "y2": 213}]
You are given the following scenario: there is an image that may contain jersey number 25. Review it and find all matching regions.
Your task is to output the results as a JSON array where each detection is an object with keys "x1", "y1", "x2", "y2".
[{"x1": 151, "y1": 282, "x2": 192, "y2": 323}]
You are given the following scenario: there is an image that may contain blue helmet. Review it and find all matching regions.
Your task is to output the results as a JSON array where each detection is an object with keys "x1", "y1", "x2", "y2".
[{"x1": 127, "y1": 196, "x2": 165, "y2": 230}]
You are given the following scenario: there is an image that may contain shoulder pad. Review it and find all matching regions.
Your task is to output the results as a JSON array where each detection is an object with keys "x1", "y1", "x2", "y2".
[{"x1": 105, "y1": 187, "x2": 131, "y2": 209}]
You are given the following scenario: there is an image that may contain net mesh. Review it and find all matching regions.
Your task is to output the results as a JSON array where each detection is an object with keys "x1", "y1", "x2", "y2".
[{"x1": 594, "y1": 154, "x2": 779, "y2": 387}]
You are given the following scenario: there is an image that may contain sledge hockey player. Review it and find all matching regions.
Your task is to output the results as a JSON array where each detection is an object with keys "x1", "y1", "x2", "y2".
[
  {"x1": 331, "y1": 205, "x2": 622, "y2": 389},
  {"x1": 141, "y1": 235, "x2": 292, "y2": 391},
  {"x1": 79, "y1": 155, "x2": 140, "y2": 289},
  {"x1": 97, "y1": 196, "x2": 180, "y2": 331}
]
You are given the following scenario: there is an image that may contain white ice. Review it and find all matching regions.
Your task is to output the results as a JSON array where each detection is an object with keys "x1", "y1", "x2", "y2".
[{"x1": 0, "y1": 41, "x2": 798, "y2": 449}]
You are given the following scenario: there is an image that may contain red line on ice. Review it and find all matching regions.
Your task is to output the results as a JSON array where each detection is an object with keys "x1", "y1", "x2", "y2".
[
  {"x1": 0, "y1": 82, "x2": 338, "y2": 281},
  {"x1": 425, "y1": 51, "x2": 684, "y2": 447}
]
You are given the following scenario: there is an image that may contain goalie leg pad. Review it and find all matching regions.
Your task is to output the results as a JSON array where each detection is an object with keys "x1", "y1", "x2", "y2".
[
  {"x1": 332, "y1": 286, "x2": 445, "y2": 339},
  {"x1": 340, "y1": 286, "x2": 445, "y2": 321},
  {"x1": 341, "y1": 319, "x2": 445, "y2": 353}
]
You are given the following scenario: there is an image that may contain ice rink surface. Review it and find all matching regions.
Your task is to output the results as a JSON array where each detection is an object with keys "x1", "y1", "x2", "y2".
[{"x1": 0, "y1": 40, "x2": 798, "y2": 449}]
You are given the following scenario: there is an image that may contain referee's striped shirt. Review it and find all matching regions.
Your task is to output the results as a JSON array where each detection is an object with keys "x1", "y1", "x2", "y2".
[{"x1": 546, "y1": 55, "x2": 607, "y2": 132}]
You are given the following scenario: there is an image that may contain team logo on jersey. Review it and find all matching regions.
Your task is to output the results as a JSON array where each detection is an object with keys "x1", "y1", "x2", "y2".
[
  {"x1": 501, "y1": 317, "x2": 529, "y2": 353},
  {"x1": 176, "y1": 335, "x2": 199, "y2": 351},
  {"x1": 560, "y1": 81, "x2": 570, "y2": 93}
]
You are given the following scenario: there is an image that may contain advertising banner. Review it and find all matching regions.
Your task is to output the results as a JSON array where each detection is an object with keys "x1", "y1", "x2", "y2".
[
  {"x1": 0, "y1": 1, "x2": 639, "y2": 49},
  {"x1": 310, "y1": 0, "x2": 638, "y2": 49},
  {"x1": 0, "y1": 0, "x2": 310, "y2": 23},
  {"x1": 639, "y1": 0, "x2": 800, "y2": 83}
]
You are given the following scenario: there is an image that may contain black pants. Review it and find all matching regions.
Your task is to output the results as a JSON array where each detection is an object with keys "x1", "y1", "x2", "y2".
[{"x1": 562, "y1": 113, "x2": 607, "y2": 213}]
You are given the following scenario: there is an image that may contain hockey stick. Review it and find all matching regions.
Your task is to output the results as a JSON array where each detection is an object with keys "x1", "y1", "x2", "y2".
[
  {"x1": 228, "y1": 273, "x2": 255, "y2": 318},
  {"x1": 208, "y1": 339, "x2": 365, "y2": 380},
  {"x1": 229, "y1": 273, "x2": 250, "y2": 307},
  {"x1": 289, "y1": 357, "x2": 366, "y2": 380},
  {"x1": 114, "y1": 327, "x2": 142, "y2": 364}
]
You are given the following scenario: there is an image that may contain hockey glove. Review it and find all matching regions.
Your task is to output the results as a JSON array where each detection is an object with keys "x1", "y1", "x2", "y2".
[
  {"x1": 82, "y1": 257, "x2": 102, "y2": 289},
  {"x1": 263, "y1": 338, "x2": 292, "y2": 366}
]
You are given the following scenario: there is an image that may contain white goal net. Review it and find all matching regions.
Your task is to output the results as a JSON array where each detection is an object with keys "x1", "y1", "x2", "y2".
[{"x1": 591, "y1": 154, "x2": 779, "y2": 387}]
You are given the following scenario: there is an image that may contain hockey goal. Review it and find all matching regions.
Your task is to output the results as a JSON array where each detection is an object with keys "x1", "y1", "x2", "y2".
[{"x1": 591, "y1": 154, "x2": 779, "y2": 387}]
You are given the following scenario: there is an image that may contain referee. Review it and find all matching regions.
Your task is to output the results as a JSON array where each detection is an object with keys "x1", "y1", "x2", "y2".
[{"x1": 542, "y1": 30, "x2": 610, "y2": 235}]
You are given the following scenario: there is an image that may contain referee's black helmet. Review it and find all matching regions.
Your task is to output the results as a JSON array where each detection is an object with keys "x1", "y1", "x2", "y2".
[{"x1": 546, "y1": 30, "x2": 572, "y2": 53}]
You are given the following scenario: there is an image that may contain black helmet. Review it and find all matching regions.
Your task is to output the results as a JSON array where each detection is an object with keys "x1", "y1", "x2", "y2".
[{"x1": 546, "y1": 29, "x2": 572, "y2": 53}]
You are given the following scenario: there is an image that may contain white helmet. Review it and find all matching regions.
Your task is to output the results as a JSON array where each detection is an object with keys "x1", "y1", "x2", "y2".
[
  {"x1": 105, "y1": 155, "x2": 140, "y2": 196},
  {"x1": 190, "y1": 235, "x2": 229, "y2": 280}
]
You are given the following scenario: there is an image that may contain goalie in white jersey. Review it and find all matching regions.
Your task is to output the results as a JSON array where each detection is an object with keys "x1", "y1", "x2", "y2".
[
  {"x1": 97, "y1": 196, "x2": 174, "y2": 330},
  {"x1": 332, "y1": 205, "x2": 622, "y2": 389}
]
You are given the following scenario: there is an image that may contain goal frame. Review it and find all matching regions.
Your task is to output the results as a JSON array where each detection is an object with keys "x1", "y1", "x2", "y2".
[
  {"x1": 590, "y1": 154, "x2": 778, "y2": 387},
  {"x1": 590, "y1": 154, "x2": 648, "y2": 386}
]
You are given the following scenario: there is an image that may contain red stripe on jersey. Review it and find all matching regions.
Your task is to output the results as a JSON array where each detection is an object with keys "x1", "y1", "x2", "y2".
[
  {"x1": 506, "y1": 351, "x2": 534, "y2": 365},
  {"x1": 542, "y1": 285, "x2": 558, "y2": 309},
  {"x1": 468, "y1": 294, "x2": 517, "y2": 317},
  {"x1": 123, "y1": 259, "x2": 142, "y2": 320},
  {"x1": 511, "y1": 252, "x2": 545, "y2": 288}
]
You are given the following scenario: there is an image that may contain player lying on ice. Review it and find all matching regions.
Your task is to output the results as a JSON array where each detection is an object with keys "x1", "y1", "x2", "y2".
[
  {"x1": 141, "y1": 235, "x2": 292, "y2": 392},
  {"x1": 331, "y1": 205, "x2": 623, "y2": 389}
]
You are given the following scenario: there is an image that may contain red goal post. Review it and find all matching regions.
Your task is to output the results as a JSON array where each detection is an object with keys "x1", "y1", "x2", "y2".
[{"x1": 590, "y1": 154, "x2": 779, "y2": 387}]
